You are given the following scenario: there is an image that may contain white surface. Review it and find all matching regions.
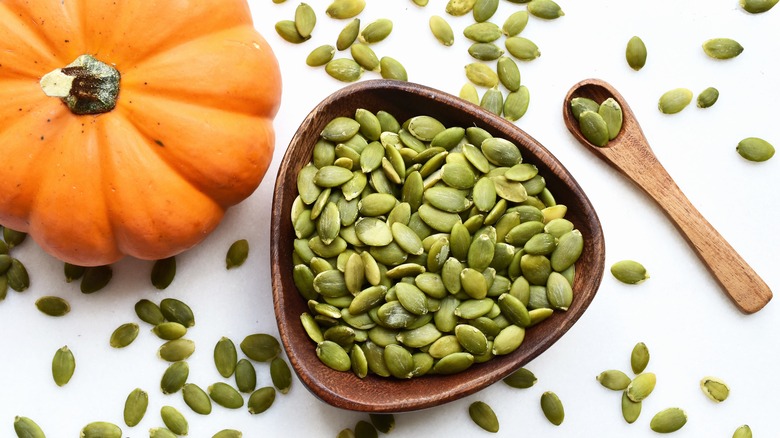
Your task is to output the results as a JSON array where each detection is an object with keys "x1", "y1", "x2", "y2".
[{"x1": 2, "y1": 0, "x2": 779, "y2": 436}]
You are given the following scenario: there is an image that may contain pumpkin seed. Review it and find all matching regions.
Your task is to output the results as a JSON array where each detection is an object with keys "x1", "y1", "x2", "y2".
[
  {"x1": 337, "y1": 429, "x2": 356, "y2": 438},
  {"x1": 472, "y1": 0, "x2": 499, "y2": 22},
  {"x1": 550, "y1": 230, "x2": 583, "y2": 272},
  {"x1": 326, "y1": 58, "x2": 364, "y2": 82},
  {"x1": 307, "y1": 45, "x2": 336, "y2": 67},
  {"x1": 213, "y1": 337, "x2": 238, "y2": 378},
  {"x1": 446, "y1": 0, "x2": 477, "y2": 16},
  {"x1": 241, "y1": 334, "x2": 281, "y2": 362},
  {"x1": 213, "y1": 430, "x2": 243, "y2": 438},
  {"x1": 13, "y1": 416, "x2": 45, "y2": 438},
  {"x1": 275, "y1": 20, "x2": 308, "y2": 44},
  {"x1": 497, "y1": 293, "x2": 531, "y2": 327},
  {"x1": 527, "y1": 0, "x2": 564, "y2": 19},
  {"x1": 480, "y1": 87, "x2": 504, "y2": 115},
  {"x1": 359, "y1": 18, "x2": 393, "y2": 44},
  {"x1": 492, "y1": 324, "x2": 525, "y2": 355},
  {"x1": 611, "y1": 260, "x2": 649, "y2": 284},
  {"x1": 159, "y1": 339, "x2": 195, "y2": 362},
  {"x1": 209, "y1": 382, "x2": 244, "y2": 409},
  {"x1": 3, "y1": 227, "x2": 26, "y2": 248},
  {"x1": 226, "y1": 239, "x2": 249, "y2": 269},
  {"x1": 384, "y1": 344, "x2": 415, "y2": 378},
  {"x1": 658, "y1": 88, "x2": 693, "y2": 114},
  {"x1": 505, "y1": 37, "x2": 541, "y2": 61},
  {"x1": 465, "y1": 62, "x2": 499, "y2": 87},
  {"x1": 696, "y1": 87, "x2": 719, "y2": 108},
  {"x1": 80, "y1": 265, "x2": 111, "y2": 293},
  {"x1": 429, "y1": 15, "x2": 454, "y2": 46},
  {"x1": 151, "y1": 256, "x2": 176, "y2": 289},
  {"x1": 463, "y1": 22, "x2": 502, "y2": 43},
  {"x1": 598, "y1": 98, "x2": 623, "y2": 140},
  {"x1": 469, "y1": 43, "x2": 504, "y2": 61},
  {"x1": 160, "y1": 298, "x2": 195, "y2": 327},
  {"x1": 627, "y1": 372, "x2": 657, "y2": 402},
  {"x1": 149, "y1": 428, "x2": 177, "y2": 438},
  {"x1": 570, "y1": 97, "x2": 600, "y2": 120},
  {"x1": 578, "y1": 111, "x2": 609, "y2": 147},
  {"x1": 702, "y1": 38, "x2": 744, "y2": 59},
  {"x1": 369, "y1": 413, "x2": 395, "y2": 434},
  {"x1": 350, "y1": 43, "x2": 380, "y2": 72},
  {"x1": 64, "y1": 263, "x2": 86, "y2": 283},
  {"x1": 622, "y1": 391, "x2": 642, "y2": 424},
  {"x1": 110, "y1": 323, "x2": 139, "y2": 348},
  {"x1": 503, "y1": 86, "x2": 530, "y2": 121},
  {"x1": 455, "y1": 324, "x2": 489, "y2": 355},
  {"x1": 160, "y1": 405, "x2": 188, "y2": 435},
  {"x1": 546, "y1": 272, "x2": 573, "y2": 311},
  {"x1": 326, "y1": 0, "x2": 366, "y2": 19},
  {"x1": 52, "y1": 346, "x2": 75, "y2": 387},
  {"x1": 732, "y1": 425, "x2": 753, "y2": 438},
  {"x1": 597, "y1": 370, "x2": 631, "y2": 390},
  {"x1": 379, "y1": 57, "x2": 408, "y2": 81},
  {"x1": 355, "y1": 420, "x2": 378, "y2": 438},
  {"x1": 337, "y1": 18, "x2": 361, "y2": 50},
  {"x1": 35, "y1": 295, "x2": 70, "y2": 317},
  {"x1": 80, "y1": 422, "x2": 121, "y2": 438},
  {"x1": 248, "y1": 387, "x2": 276, "y2": 414},
  {"x1": 460, "y1": 83, "x2": 480, "y2": 104},
  {"x1": 503, "y1": 11, "x2": 529, "y2": 36},
  {"x1": 469, "y1": 401, "x2": 499, "y2": 433},
  {"x1": 540, "y1": 391, "x2": 564, "y2": 426},
  {"x1": 294, "y1": 3, "x2": 316, "y2": 39},
  {"x1": 317, "y1": 340, "x2": 352, "y2": 371},
  {"x1": 496, "y1": 56, "x2": 521, "y2": 92},
  {"x1": 650, "y1": 407, "x2": 687, "y2": 433},
  {"x1": 182, "y1": 383, "x2": 212, "y2": 415},
  {"x1": 737, "y1": 137, "x2": 775, "y2": 162},
  {"x1": 503, "y1": 367, "x2": 537, "y2": 388},
  {"x1": 433, "y1": 351, "x2": 474, "y2": 374},
  {"x1": 270, "y1": 357, "x2": 293, "y2": 393},
  {"x1": 741, "y1": 0, "x2": 778, "y2": 12},
  {"x1": 152, "y1": 321, "x2": 187, "y2": 340},
  {"x1": 631, "y1": 342, "x2": 650, "y2": 374},
  {"x1": 123, "y1": 388, "x2": 148, "y2": 427},
  {"x1": 625, "y1": 36, "x2": 647, "y2": 70},
  {"x1": 700, "y1": 376, "x2": 730, "y2": 402},
  {"x1": 161, "y1": 361, "x2": 189, "y2": 395}
]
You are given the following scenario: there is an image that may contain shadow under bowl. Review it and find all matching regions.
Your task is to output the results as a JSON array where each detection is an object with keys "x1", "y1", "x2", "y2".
[{"x1": 270, "y1": 79, "x2": 605, "y2": 413}]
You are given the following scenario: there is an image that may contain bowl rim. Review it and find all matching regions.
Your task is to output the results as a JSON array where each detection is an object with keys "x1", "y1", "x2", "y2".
[{"x1": 270, "y1": 79, "x2": 605, "y2": 413}]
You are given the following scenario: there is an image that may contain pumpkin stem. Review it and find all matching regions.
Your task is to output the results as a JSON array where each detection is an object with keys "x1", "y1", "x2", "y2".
[{"x1": 40, "y1": 54, "x2": 120, "y2": 115}]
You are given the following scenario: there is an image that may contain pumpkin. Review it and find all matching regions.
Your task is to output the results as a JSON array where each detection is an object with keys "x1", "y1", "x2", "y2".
[{"x1": 0, "y1": 0, "x2": 281, "y2": 266}]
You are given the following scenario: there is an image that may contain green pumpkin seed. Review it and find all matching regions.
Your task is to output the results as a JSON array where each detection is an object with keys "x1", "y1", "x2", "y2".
[
  {"x1": 326, "y1": 58, "x2": 364, "y2": 82},
  {"x1": 469, "y1": 401, "x2": 499, "y2": 432},
  {"x1": 351, "y1": 43, "x2": 380, "y2": 72},
  {"x1": 317, "y1": 340, "x2": 352, "y2": 371},
  {"x1": 213, "y1": 430, "x2": 243, "y2": 438},
  {"x1": 737, "y1": 137, "x2": 775, "y2": 162},
  {"x1": 546, "y1": 272, "x2": 572, "y2": 311},
  {"x1": 700, "y1": 376, "x2": 730, "y2": 402},
  {"x1": 3, "y1": 227, "x2": 26, "y2": 248},
  {"x1": 123, "y1": 388, "x2": 148, "y2": 427},
  {"x1": 369, "y1": 413, "x2": 395, "y2": 434},
  {"x1": 455, "y1": 324, "x2": 489, "y2": 355},
  {"x1": 270, "y1": 357, "x2": 293, "y2": 393},
  {"x1": 658, "y1": 88, "x2": 693, "y2": 114},
  {"x1": 275, "y1": 20, "x2": 308, "y2": 44},
  {"x1": 384, "y1": 344, "x2": 415, "y2": 378},
  {"x1": 597, "y1": 370, "x2": 631, "y2": 390},
  {"x1": 598, "y1": 98, "x2": 623, "y2": 140},
  {"x1": 35, "y1": 295, "x2": 70, "y2": 317},
  {"x1": 472, "y1": 0, "x2": 499, "y2": 22},
  {"x1": 337, "y1": 18, "x2": 361, "y2": 50},
  {"x1": 161, "y1": 405, "x2": 188, "y2": 435},
  {"x1": 503, "y1": 367, "x2": 537, "y2": 388},
  {"x1": 160, "y1": 298, "x2": 195, "y2": 327},
  {"x1": 149, "y1": 428, "x2": 177, "y2": 438},
  {"x1": 497, "y1": 293, "x2": 531, "y2": 327},
  {"x1": 578, "y1": 110, "x2": 609, "y2": 146},
  {"x1": 110, "y1": 323, "x2": 139, "y2": 348},
  {"x1": 622, "y1": 391, "x2": 642, "y2": 424},
  {"x1": 527, "y1": 0, "x2": 564, "y2": 19},
  {"x1": 696, "y1": 87, "x2": 719, "y2": 108},
  {"x1": 355, "y1": 420, "x2": 378, "y2": 438},
  {"x1": 481, "y1": 138, "x2": 522, "y2": 167},
  {"x1": 13, "y1": 416, "x2": 45, "y2": 438},
  {"x1": 433, "y1": 351, "x2": 474, "y2": 374},
  {"x1": 307, "y1": 45, "x2": 335, "y2": 67},
  {"x1": 626, "y1": 36, "x2": 647, "y2": 70},
  {"x1": 337, "y1": 429, "x2": 356, "y2": 438},
  {"x1": 79, "y1": 265, "x2": 111, "y2": 293},
  {"x1": 208, "y1": 382, "x2": 244, "y2": 409},
  {"x1": 80, "y1": 422, "x2": 121, "y2": 438},
  {"x1": 379, "y1": 57, "x2": 408, "y2": 81},
  {"x1": 182, "y1": 383, "x2": 212, "y2": 415},
  {"x1": 294, "y1": 3, "x2": 316, "y2": 39},
  {"x1": 355, "y1": 109, "x2": 382, "y2": 141},
  {"x1": 540, "y1": 391, "x2": 564, "y2": 425},
  {"x1": 492, "y1": 324, "x2": 525, "y2": 355},
  {"x1": 503, "y1": 11, "x2": 529, "y2": 36},
  {"x1": 359, "y1": 18, "x2": 393, "y2": 44},
  {"x1": 460, "y1": 83, "x2": 480, "y2": 105},
  {"x1": 465, "y1": 62, "x2": 498, "y2": 87},
  {"x1": 480, "y1": 87, "x2": 503, "y2": 116},
  {"x1": 741, "y1": 0, "x2": 778, "y2": 12},
  {"x1": 496, "y1": 56, "x2": 521, "y2": 92},
  {"x1": 429, "y1": 15, "x2": 454, "y2": 46},
  {"x1": 570, "y1": 97, "x2": 600, "y2": 120},
  {"x1": 64, "y1": 262, "x2": 86, "y2": 282},
  {"x1": 160, "y1": 361, "x2": 189, "y2": 395},
  {"x1": 627, "y1": 372, "x2": 656, "y2": 402},
  {"x1": 159, "y1": 339, "x2": 195, "y2": 362},
  {"x1": 226, "y1": 239, "x2": 249, "y2": 269},
  {"x1": 650, "y1": 407, "x2": 687, "y2": 433},
  {"x1": 702, "y1": 38, "x2": 744, "y2": 59},
  {"x1": 505, "y1": 37, "x2": 541, "y2": 61},
  {"x1": 326, "y1": 0, "x2": 366, "y2": 19},
  {"x1": 503, "y1": 86, "x2": 530, "y2": 121},
  {"x1": 469, "y1": 43, "x2": 504, "y2": 61},
  {"x1": 631, "y1": 342, "x2": 650, "y2": 374},
  {"x1": 446, "y1": 0, "x2": 477, "y2": 16},
  {"x1": 408, "y1": 116, "x2": 446, "y2": 142},
  {"x1": 241, "y1": 334, "x2": 281, "y2": 362},
  {"x1": 151, "y1": 256, "x2": 176, "y2": 288},
  {"x1": 463, "y1": 22, "x2": 502, "y2": 43},
  {"x1": 52, "y1": 346, "x2": 75, "y2": 387},
  {"x1": 235, "y1": 359, "x2": 258, "y2": 393},
  {"x1": 297, "y1": 165, "x2": 322, "y2": 205},
  {"x1": 732, "y1": 425, "x2": 753, "y2": 438},
  {"x1": 213, "y1": 337, "x2": 238, "y2": 378},
  {"x1": 611, "y1": 260, "x2": 649, "y2": 284}
]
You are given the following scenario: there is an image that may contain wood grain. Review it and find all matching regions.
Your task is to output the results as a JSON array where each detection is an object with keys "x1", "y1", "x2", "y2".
[
  {"x1": 270, "y1": 80, "x2": 605, "y2": 412},
  {"x1": 563, "y1": 78, "x2": 772, "y2": 314}
]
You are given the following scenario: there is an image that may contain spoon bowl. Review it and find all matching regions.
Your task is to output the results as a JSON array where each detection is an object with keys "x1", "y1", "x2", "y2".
[
  {"x1": 563, "y1": 78, "x2": 772, "y2": 314},
  {"x1": 271, "y1": 80, "x2": 605, "y2": 412}
]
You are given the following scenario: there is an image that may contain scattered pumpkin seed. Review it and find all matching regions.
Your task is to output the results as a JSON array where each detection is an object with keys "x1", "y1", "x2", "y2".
[
  {"x1": 597, "y1": 370, "x2": 631, "y2": 390},
  {"x1": 626, "y1": 36, "x2": 647, "y2": 70},
  {"x1": 151, "y1": 256, "x2": 176, "y2": 289},
  {"x1": 80, "y1": 265, "x2": 112, "y2": 293},
  {"x1": 540, "y1": 391, "x2": 564, "y2": 425},
  {"x1": 463, "y1": 22, "x2": 502, "y2": 43},
  {"x1": 161, "y1": 361, "x2": 189, "y2": 395},
  {"x1": 337, "y1": 18, "x2": 361, "y2": 50},
  {"x1": 621, "y1": 391, "x2": 642, "y2": 424},
  {"x1": 52, "y1": 345, "x2": 75, "y2": 386},
  {"x1": 135, "y1": 299, "x2": 166, "y2": 325},
  {"x1": 527, "y1": 0, "x2": 564, "y2": 19},
  {"x1": 503, "y1": 86, "x2": 530, "y2": 121},
  {"x1": 160, "y1": 298, "x2": 195, "y2": 327},
  {"x1": 732, "y1": 425, "x2": 753, "y2": 438},
  {"x1": 480, "y1": 87, "x2": 503, "y2": 115},
  {"x1": 740, "y1": 0, "x2": 778, "y2": 12},
  {"x1": 472, "y1": 0, "x2": 499, "y2": 22},
  {"x1": 247, "y1": 387, "x2": 276, "y2": 414},
  {"x1": 110, "y1": 323, "x2": 139, "y2": 348},
  {"x1": 469, "y1": 401, "x2": 499, "y2": 433},
  {"x1": 213, "y1": 337, "x2": 238, "y2": 378},
  {"x1": 737, "y1": 137, "x2": 775, "y2": 162},
  {"x1": 446, "y1": 0, "x2": 477, "y2": 16},
  {"x1": 326, "y1": 58, "x2": 364, "y2": 82},
  {"x1": 631, "y1": 342, "x2": 650, "y2": 374},
  {"x1": 359, "y1": 18, "x2": 393, "y2": 44},
  {"x1": 610, "y1": 260, "x2": 649, "y2": 284},
  {"x1": 696, "y1": 87, "x2": 719, "y2": 108},
  {"x1": 149, "y1": 428, "x2": 177, "y2": 438},
  {"x1": 152, "y1": 321, "x2": 187, "y2": 340},
  {"x1": 465, "y1": 62, "x2": 499, "y2": 88},
  {"x1": 337, "y1": 428, "x2": 356, "y2": 438},
  {"x1": 503, "y1": 367, "x2": 537, "y2": 388},
  {"x1": 123, "y1": 388, "x2": 148, "y2": 427},
  {"x1": 13, "y1": 416, "x2": 45, "y2": 438},
  {"x1": 80, "y1": 422, "x2": 121, "y2": 438},
  {"x1": 354, "y1": 420, "x2": 378, "y2": 438},
  {"x1": 700, "y1": 376, "x2": 730, "y2": 402},
  {"x1": 702, "y1": 38, "x2": 744, "y2": 59},
  {"x1": 35, "y1": 295, "x2": 70, "y2": 317},
  {"x1": 429, "y1": 15, "x2": 454, "y2": 46},
  {"x1": 226, "y1": 239, "x2": 249, "y2": 269},
  {"x1": 326, "y1": 0, "x2": 365, "y2": 19},
  {"x1": 3, "y1": 228, "x2": 26, "y2": 248},
  {"x1": 7, "y1": 258, "x2": 29, "y2": 292},
  {"x1": 459, "y1": 83, "x2": 480, "y2": 104},
  {"x1": 234, "y1": 358, "x2": 258, "y2": 393},
  {"x1": 497, "y1": 56, "x2": 521, "y2": 92},
  {"x1": 368, "y1": 414, "x2": 395, "y2": 434},
  {"x1": 294, "y1": 2, "x2": 316, "y2": 39},
  {"x1": 64, "y1": 263, "x2": 86, "y2": 283},
  {"x1": 627, "y1": 372, "x2": 656, "y2": 402},
  {"x1": 469, "y1": 43, "x2": 504, "y2": 61},
  {"x1": 241, "y1": 333, "x2": 281, "y2": 362},
  {"x1": 505, "y1": 37, "x2": 541, "y2": 61},
  {"x1": 213, "y1": 430, "x2": 243, "y2": 438},
  {"x1": 649, "y1": 407, "x2": 687, "y2": 433},
  {"x1": 182, "y1": 383, "x2": 212, "y2": 415},
  {"x1": 379, "y1": 57, "x2": 408, "y2": 81},
  {"x1": 275, "y1": 20, "x2": 309, "y2": 44},
  {"x1": 0, "y1": 275, "x2": 7, "y2": 301},
  {"x1": 503, "y1": 11, "x2": 529, "y2": 36},
  {"x1": 658, "y1": 88, "x2": 693, "y2": 114},
  {"x1": 270, "y1": 357, "x2": 293, "y2": 393},
  {"x1": 209, "y1": 382, "x2": 244, "y2": 409},
  {"x1": 307, "y1": 45, "x2": 336, "y2": 67},
  {"x1": 160, "y1": 405, "x2": 188, "y2": 435},
  {"x1": 158, "y1": 339, "x2": 196, "y2": 362}
]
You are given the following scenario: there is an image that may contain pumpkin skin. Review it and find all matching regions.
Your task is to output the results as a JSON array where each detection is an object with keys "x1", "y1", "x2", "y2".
[{"x1": 0, "y1": 0, "x2": 281, "y2": 266}]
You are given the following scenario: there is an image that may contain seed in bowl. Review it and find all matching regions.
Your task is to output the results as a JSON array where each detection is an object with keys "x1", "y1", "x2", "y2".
[{"x1": 291, "y1": 109, "x2": 585, "y2": 378}]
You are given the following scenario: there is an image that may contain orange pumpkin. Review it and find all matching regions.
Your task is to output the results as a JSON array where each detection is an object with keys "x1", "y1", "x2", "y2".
[{"x1": 0, "y1": 0, "x2": 281, "y2": 266}]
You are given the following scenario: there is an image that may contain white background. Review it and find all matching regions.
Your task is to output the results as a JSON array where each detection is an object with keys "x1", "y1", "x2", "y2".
[{"x1": 2, "y1": 0, "x2": 779, "y2": 436}]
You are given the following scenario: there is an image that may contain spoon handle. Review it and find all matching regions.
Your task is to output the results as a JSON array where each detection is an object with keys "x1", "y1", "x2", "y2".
[{"x1": 598, "y1": 132, "x2": 772, "y2": 314}]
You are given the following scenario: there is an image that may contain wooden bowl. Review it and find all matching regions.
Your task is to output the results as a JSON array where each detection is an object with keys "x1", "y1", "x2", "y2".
[{"x1": 270, "y1": 80, "x2": 605, "y2": 413}]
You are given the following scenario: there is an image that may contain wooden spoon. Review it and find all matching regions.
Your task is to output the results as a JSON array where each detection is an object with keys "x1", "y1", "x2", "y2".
[{"x1": 563, "y1": 78, "x2": 772, "y2": 314}]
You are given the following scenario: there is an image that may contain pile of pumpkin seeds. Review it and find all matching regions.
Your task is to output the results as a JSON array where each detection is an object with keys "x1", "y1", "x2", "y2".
[{"x1": 292, "y1": 108, "x2": 584, "y2": 378}]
